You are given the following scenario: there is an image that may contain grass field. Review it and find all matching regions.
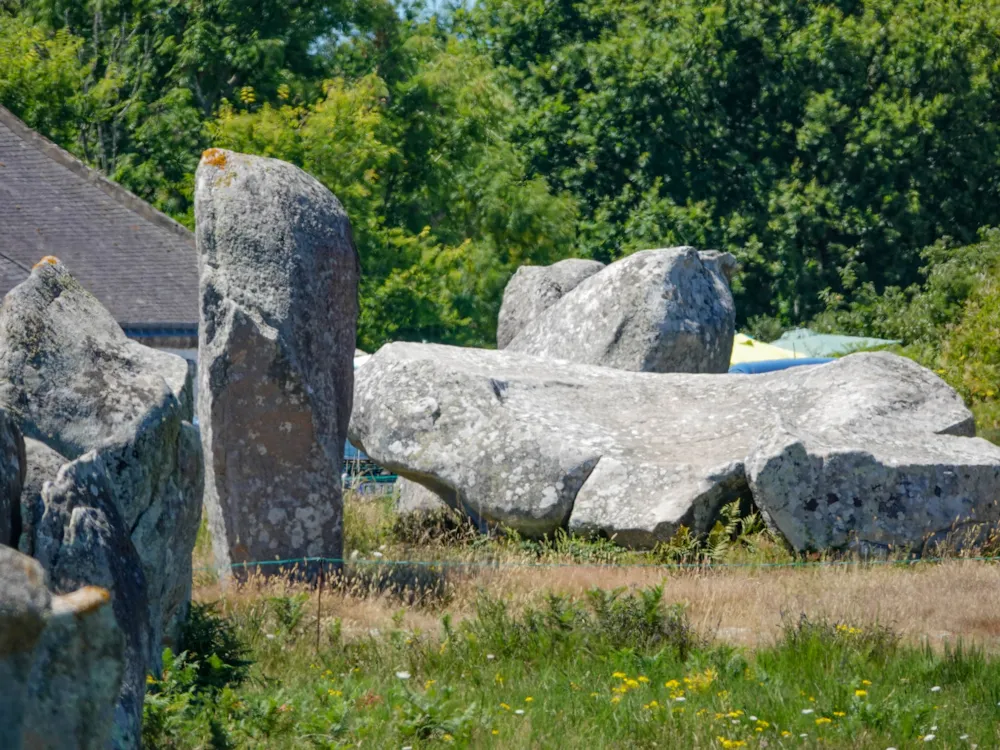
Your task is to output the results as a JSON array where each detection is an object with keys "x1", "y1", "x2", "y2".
[{"x1": 146, "y1": 495, "x2": 1000, "y2": 749}]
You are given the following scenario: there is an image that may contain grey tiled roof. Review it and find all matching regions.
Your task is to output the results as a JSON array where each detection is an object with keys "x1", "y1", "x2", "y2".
[{"x1": 0, "y1": 105, "x2": 198, "y2": 329}]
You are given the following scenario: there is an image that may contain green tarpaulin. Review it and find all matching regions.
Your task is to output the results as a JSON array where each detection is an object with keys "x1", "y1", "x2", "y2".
[{"x1": 771, "y1": 328, "x2": 900, "y2": 358}]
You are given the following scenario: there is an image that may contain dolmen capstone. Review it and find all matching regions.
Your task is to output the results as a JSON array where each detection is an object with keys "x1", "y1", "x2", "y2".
[
  {"x1": 196, "y1": 149, "x2": 359, "y2": 575},
  {"x1": 351, "y1": 343, "x2": 1000, "y2": 553},
  {"x1": 501, "y1": 248, "x2": 737, "y2": 374},
  {"x1": 0, "y1": 259, "x2": 203, "y2": 749}
]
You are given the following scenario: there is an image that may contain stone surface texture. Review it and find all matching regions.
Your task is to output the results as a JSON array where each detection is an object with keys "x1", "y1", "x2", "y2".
[
  {"x1": 195, "y1": 149, "x2": 359, "y2": 573},
  {"x1": 747, "y1": 422, "x2": 1000, "y2": 553},
  {"x1": 505, "y1": 248, "x2": 737, "y2": 373},
  {"x1": 496, "y1": 258, "x2": 605, "y2": 349},
  {"x1": 395, "y1": 477, "x2": 448, "y2": 515},
  {"x1": 0, "y1": 260, "x2": 202, "y2": 658},
  {"x1": 350, "y1": 343, "x2": 992, "y2": 548},
  {"x1": 0, "y1": 545, "x2": 124, "y2": 750},
  {"x1": 0, "y1": 408, "x2": 24, "y2": 547}
]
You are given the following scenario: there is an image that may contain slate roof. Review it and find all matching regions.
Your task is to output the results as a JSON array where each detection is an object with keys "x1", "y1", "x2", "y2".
[{"x1": 0, "y1": 105, "x2": 198, "y2": 332}]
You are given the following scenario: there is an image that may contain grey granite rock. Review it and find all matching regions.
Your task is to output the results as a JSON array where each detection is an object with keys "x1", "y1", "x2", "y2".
[
  {"x1": 0, "y1": 545, "x2": 124, "y2": 750},
  {"x1": 395, "y1": 477, "x2": 449, "y2": 515},
  {"x1": 496, "y1": 258, "x2": 605, "y2": 349},
  {"x1": 196, "y1": 149, "x2": 358, "y2": 574},
  {"x1": 350, "y1": 344, "x2": 979, "y2": 547},
  {"x1": 0, "y1": 409, "x2": 24, "y2": 548},
  {"x1": 31, "y1": 454, "x2": 149, "y2": 750},
  {"x1": 505, "y1": 248, "x2": 736, "y2": 373},
  {"x1": 0, "y1": 260, "x2": 202, "y2": 657},
  {"x1": 746, "y1": 421, "x2": 1000, "y2": 553},
  {"x1": 0, "y1": 545, "x2": 48, "y2": 749},
  {"x1": 16, "y1": 438, "x2": 66, "y2": 557}
]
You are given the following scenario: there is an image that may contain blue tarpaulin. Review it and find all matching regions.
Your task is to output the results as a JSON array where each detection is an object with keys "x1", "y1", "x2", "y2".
[{"x1": 728, "y1": 358, "x2": 834, "y2": 374}]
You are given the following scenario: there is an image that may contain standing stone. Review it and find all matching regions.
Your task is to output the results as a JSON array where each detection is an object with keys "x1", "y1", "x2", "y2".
[
  {"x1": 196, "y1": 149, "x2": 359, "y2": 575},
  {"x1": 30, "y1": 453, "x2": 149, "y2": 749},
  {"x1": 505, "y1": 248, "x2": 736, "y2": 373},
  {"x1": 0, "y1": 545, "x2": 124, "y2": 750},
  {"x1": 496, "y1": 259, "x2": 605, "y2": 349},
  {"x1": 0, "y1": 259, "x2": 202, "y2": 660}
]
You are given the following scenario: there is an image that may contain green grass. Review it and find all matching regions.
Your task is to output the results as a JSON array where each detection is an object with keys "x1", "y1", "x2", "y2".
[{"x1": 145, "y1": 585, "x2": 1000, "y2": 749}]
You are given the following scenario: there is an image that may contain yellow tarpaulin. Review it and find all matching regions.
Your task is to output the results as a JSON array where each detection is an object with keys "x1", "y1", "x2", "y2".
[{"x1": 730, "y1": 333, "x2": 804, "y2": 364}]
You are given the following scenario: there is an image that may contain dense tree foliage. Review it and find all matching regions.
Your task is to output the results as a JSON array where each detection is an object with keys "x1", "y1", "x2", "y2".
[{"x1": 2, "y1": 0, "x2": 1000, "y2": 351}]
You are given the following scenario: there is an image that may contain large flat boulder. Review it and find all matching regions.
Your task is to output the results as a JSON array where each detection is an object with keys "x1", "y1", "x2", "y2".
[
  {"x1": 196, "y1": 149, "x2": 359, "y2": 574},
  {"x1": 505, "y1": 248, "x2": 736, "y2": 373},
  {"x1": 0, "y1": 545, "x2": 124, "y2": 750},
  {"x1": 497, "y1": 259, "x2": 605, "y2": 349},
  {"x1": 0, "y1": 260, "x2": 202, "y2": 659},
  {"x1": 350, "y1": 343, "x2": 984, "y2": 548}
]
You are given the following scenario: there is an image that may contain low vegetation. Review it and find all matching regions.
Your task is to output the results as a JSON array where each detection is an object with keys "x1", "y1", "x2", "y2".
[{"x1": 166, "y1": 496, "x2": 1000, "y2": 749}]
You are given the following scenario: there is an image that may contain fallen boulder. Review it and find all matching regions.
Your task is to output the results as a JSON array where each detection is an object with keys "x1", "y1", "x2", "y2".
[
  {"x1": 0, "y1": 259, "x2": 202, "y2": 657},
  {"x1": 396, "y1": 477, "x2": 448, "y2": 515},
  {"x1": 0, "y1": 545, "x2": 124, "y2": 750},
  {"x1": 496, "y1": 258, "x2": 605, "y2": 349},
  {"x1": 350, "y1": 343, "x2": 988, "y2": 548},
  {"x1": 196, "y1": 149, "x2": 359, "y2": 574},
  {"x1": 505, "y1": 248, "x2": 736, "y2": 373},
  {"x1": 746, "y1": 421, "x2": 1000, "y2": 553}
]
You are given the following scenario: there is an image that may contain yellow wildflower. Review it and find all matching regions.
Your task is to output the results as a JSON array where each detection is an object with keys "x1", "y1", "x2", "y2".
[
  {"x1": 524, "y1": 697, "x2": 534, "y2": 703},
  {"x1": 611, "y1": 696, "x2": 622, "y2": 705},
  {"x1": 782, "y1": 731, "x2": 792, "y2": 737},
  {"x1": 492, "y1": 729, "x2": 499, "y2": 736},
  {"x1": 665, "y1": 679, "x2": 681, "y2": 690},
  {"x1": 590, "y1": 692, "x2": 600, "y2": 698},
  {"x1": 624, "y1": 679, "x2": 640, "y2": 689},
  {"x1": 638, "y1": 675, "x2": 650, "y2": 683},
  {"x1": 861, "y1": 680, "x2": 872, "y2": 686},
  {"x1": 833, "y1": 711, "x2": 845, "y2": 718},
  {"x1": 855, "y1": 689, "x2": 867, "y2": 698},
  {"x1": 815, "y1": 717, "x2": 832, "y2": 726},
  {"x1": 612, "y1": 671, "x2": 627, "y2": 679},
  {"x1": 425, "y1": 680, "x2": 436, "y2": 690},
  {"x1": 499, "y1": 703, "x2": 511, "y2": 711},
  {"x1": 327, "y1": 689, "x2": 343, "y2": 697},
  {"x1": 443, "y1": 734, "x2": 454, "y2": 743}
]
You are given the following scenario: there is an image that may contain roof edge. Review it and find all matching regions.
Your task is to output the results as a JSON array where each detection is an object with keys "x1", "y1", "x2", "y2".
[{"x1": 0, "y1": 104, "x2": 195, "y2": 248}]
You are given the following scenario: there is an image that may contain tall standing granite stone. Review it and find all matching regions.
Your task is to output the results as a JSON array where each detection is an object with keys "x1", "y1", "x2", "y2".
[
  {"x1": 505, "y1": 248, "x2": 736, "y2": 373},
  {"x1": 195, "y1": 149, "x2": 359, "y2": 574},
  {"x1": 0, "y1": 260, "x2": 202, "y2": 663}
]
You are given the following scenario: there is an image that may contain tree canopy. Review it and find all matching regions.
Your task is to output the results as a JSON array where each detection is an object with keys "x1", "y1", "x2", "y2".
[{"x1": 2, "y1": 0, "x2": 1000, "y2": 350}]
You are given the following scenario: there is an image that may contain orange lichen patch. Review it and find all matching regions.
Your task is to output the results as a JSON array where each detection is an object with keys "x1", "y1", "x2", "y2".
[
  {"x1": 202, "y1": 148, "x2": 229, "y2": 169},
  {"x1": 53, "y1": 586, "x2": 112, "y2": 619},
  {"x1": 33, "y1": 255, "x2": 60, "y2": 269}
]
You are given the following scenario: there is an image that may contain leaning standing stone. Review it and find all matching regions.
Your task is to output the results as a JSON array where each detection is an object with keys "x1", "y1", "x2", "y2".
[{"x1": 196, "y1": 149, "x2": 359, "y2": 576}]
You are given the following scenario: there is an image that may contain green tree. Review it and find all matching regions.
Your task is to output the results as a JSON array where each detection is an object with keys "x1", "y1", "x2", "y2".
[{"x1": 462, "y1": 0, "x2": 1000, "y2": 325}]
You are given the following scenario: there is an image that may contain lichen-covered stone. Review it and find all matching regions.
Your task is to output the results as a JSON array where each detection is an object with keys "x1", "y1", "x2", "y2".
[
  {"x1": 0, "y1": 545, "x2": 124, "y2": 750},
  {"x1": 395, "y1": 477, "x2": 448, "y2": 515},
  {"x1": 351, "y1": 344, "x2": 980, "y2": 547},
  {"x1": 195, "y1": 149, "x2": 358, "y2": 574},
  {"x1": 16, "y1": 438, "x2": 66, "y2": 557},
  {"x1": 746, "y1": 421, "x2": 1000, "y2": 553},
  {"x1": 0, "y1": 260, "x2": 202, "y2": 657},
  {"x1": 496, "y1": 259, "x2": 605, "y2": 349},
  {"x1": 505, "y1": 248, "x2": 736, "y2": 373},
  {"x1": 31, "y1": 454, "x2": 149, "y2": 750}
]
